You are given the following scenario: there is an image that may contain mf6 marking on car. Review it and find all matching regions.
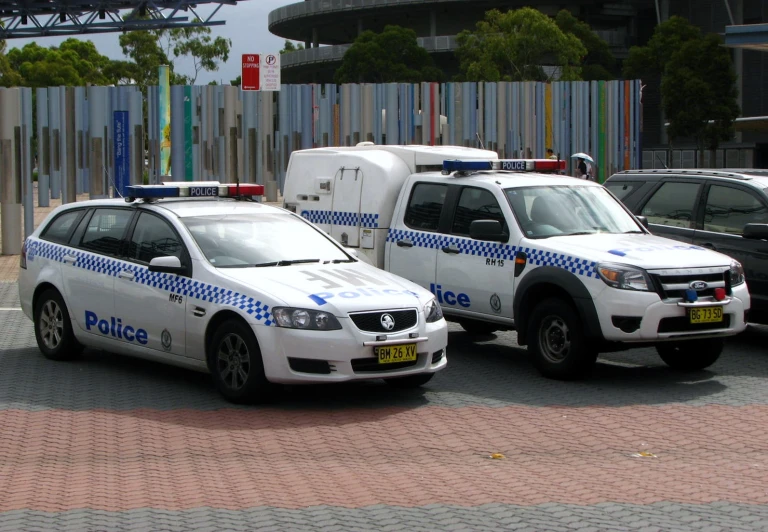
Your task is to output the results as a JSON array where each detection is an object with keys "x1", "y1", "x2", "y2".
[
  {"x1": 430, "y1": 284, "x2": 470, "y2": 308},
  {"x1": 85, "y1": 310, "x2": 148, "y2": 344}
]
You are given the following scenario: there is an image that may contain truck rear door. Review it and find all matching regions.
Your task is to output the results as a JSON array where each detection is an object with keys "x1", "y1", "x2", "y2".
[{"x1": 329, "y1": 167, "x2": 364, "y2": 247}]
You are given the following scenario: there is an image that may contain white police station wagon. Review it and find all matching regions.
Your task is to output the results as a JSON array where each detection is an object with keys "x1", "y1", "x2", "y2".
[{"x1": 18, "y1": 182, "x2": 447, "y2": 403}]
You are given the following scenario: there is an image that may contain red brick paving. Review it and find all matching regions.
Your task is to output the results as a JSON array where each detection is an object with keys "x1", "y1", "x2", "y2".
[{"x1": 1, "y1": 404, "x2": 767, "y2": 512}]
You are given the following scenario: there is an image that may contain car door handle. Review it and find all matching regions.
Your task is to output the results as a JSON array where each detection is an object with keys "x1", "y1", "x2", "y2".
[
  {"x1": 396, "y1": 239, "x2": 413, "y2": 248},
  {"x1": 63, "y1": 254, "x2": 76, "y2": 264},
  {"x1": 441, "y1": 245, "x2": 460, "y2": 254},
  {"x1": 118, "y1": 270, "x2": 135, "y2": 280}
]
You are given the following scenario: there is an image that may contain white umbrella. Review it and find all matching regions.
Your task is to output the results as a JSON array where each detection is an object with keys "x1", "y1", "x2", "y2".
[{"x1": 571, "y1": 152, "x2": 595, "y2": 164}]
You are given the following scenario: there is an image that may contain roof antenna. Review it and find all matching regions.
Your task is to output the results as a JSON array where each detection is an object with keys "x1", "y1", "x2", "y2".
[{"x1": 476, "y1": 132, "x2": 486, "y2": 150}]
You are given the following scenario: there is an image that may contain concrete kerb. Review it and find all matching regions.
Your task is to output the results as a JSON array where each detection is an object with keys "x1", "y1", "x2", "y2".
[{"x1": 0, "y1": 183, "x2": 284, "y2": 282}]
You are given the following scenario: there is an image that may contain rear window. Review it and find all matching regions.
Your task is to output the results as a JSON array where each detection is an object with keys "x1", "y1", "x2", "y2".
[{"x1": 40, "y1": 210, "x2": 83, "y2": 244}]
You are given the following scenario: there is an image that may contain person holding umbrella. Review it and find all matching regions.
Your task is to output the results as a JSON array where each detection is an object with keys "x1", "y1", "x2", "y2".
[{"x1": 571, "y1": 152, "x2": 595, "y2": 180}]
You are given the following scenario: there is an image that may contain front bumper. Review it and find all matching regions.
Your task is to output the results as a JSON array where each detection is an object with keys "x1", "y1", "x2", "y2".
[
  {"x1": 253, "y1": 315, "x2": 448, "y2": 384},
  {"x1": 596, "y1": 283, "x2": 750, "y2": 343}
]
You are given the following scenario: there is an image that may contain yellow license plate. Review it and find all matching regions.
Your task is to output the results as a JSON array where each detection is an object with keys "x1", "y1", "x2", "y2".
[
  {"x1": 375, "y1": 344, "x2": 417, "y2": 364},
  {"x1": 689, "y1": 307, "x2": 723, "y2": 324}
]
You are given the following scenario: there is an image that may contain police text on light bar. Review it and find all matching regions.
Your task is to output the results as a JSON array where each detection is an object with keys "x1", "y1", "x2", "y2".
[
  {"x1": 442, "y1": 159, "x2": 566, "y2": 174},
  {"x1": 124, "y1": 182, "x2": 265, "y2": 201}
]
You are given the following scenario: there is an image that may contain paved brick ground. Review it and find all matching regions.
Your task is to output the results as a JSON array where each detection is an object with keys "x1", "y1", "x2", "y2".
[{"x1": 2, "y1": 280, "x2": 768, "y2": 530}]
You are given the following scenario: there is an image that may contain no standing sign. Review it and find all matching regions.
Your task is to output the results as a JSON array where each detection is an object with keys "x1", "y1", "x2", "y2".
[{"x1": 242, "y1": 53, "x2": 281, "y2": 91}]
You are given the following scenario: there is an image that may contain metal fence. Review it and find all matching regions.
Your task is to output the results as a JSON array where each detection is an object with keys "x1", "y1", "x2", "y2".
[{"x1": 0, "y1": 80, "x2": 641, "y2": 254}]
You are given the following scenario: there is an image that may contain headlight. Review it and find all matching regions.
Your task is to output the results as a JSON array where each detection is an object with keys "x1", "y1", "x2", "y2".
[
  {"x1": 596, "y1": 262, "x2": 653, "y2": 292},
  {"x1": 424, "y1": 299, "x2": 444, "y2": 323},
  {"x1": 729, "y1": 260, "x2": 745, "y2": 286},
  {"x1": 273, "y1": 307, "x2": 342, "y2": 330}
]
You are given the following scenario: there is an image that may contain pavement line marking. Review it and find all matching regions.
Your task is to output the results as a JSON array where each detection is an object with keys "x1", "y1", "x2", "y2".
[{"x1": 0, "y1": 307, "x2": 22, "y2": 311}]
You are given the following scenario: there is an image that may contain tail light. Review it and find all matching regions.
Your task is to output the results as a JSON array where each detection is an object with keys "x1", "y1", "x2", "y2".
[{"x1": 20, "y1": 240, "x2": 27, "y2": 269}]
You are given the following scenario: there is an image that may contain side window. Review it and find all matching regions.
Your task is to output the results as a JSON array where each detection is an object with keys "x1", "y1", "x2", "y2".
[
  {"x1": 703, "y1": 185, "x2": 768, "y2": 235},
  {"x1": 640, "y1": 182, "x2": 701, "y2": 229},
  {"x1": 605, "y1": 181, "x2": 644, "y2": 202},
  {"x1": 404, "y1": 183, "x2": 448, "y2": 231},
  {"x1": 79, "y1": 208, "x2": 133, "y2": 256},
  {"x1": 451, "y1": 187, "x2": 506, "y2": 236},
  {"x1": 40, "y1": 210, "x2": 83, "y2": 244},
  {"x1": 126, "y1": 213, "x2": 184, "y2": 263}
]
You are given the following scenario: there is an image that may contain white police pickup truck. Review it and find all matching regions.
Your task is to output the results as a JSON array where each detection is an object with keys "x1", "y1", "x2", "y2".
[
  {"x1": 17, "y1": 181, "x2": 448, "y2": 403},
  {"x1": 283, "y1": 145, "x2": 750, "y2": 379}
]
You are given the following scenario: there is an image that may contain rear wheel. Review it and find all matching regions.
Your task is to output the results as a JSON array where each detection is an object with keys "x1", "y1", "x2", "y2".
[
  {"x1": 527, "y1": 298, "x2": 597, "y2": 380},
  {"x1": 656, "y1": 338, "x2": 724, "y2": 371},
  {"x1": 459, "y1": 320, "x2": 499, "y2": 336},
  {"x1": 33, "y1": 288, "x2": 83, "y2": 361},
  {"x1": 208, "y1": 319, "x2": 278, "y2": 403},
  {"x1": 384, "y1": 373, "x2": 434, "y2": 389}
]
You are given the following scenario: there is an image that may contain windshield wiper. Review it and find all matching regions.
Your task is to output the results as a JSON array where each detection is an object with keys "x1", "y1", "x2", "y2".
[
  {"x1": 564, "y1": 231, "x2": 597, "y2": 236},
  {"x1": 219, "y1": 262, "x2": 279, "y2": 268},
  {"x1": 276, "y1": 259, "x2": 321, "y2": 266},
  {"x1": 331, "y1": 258, "x2": 355, "y2": 263},
  {"x1": 623, "y1": 230, "x2": 645, "y2": 234}
]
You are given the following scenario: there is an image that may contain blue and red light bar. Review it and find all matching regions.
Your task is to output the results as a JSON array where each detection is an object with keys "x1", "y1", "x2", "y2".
[
  {"x1": 442, "y1": 159, "x2": 566, "y2": 174},
  {"x1": 124, "y1": 181, "x2": 264, "y2": 201}
]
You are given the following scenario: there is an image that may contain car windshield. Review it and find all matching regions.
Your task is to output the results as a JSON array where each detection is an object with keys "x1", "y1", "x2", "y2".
[
  {"x1": 504, "y1": 185, "x2": 643, "y2": 239},
  {"x1": 181, "y1": 213, "x2": 352, "y2": 267}
]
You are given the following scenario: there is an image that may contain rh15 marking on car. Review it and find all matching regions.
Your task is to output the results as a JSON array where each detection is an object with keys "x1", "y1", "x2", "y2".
[{"x1": 85, "y1": 310, "x2": 148, "y2": 344}]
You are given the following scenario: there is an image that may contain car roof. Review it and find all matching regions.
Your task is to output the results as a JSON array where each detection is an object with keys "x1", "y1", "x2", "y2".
[
  {"x1": 609, "y1": 168, "x2": 768, "y2": 188},
  {"x1": 418, "y1": 170, "x2": 602, "y2": 188},
  {"x1": 56, "y1": 197, "x2": 288, "y2": 218}
]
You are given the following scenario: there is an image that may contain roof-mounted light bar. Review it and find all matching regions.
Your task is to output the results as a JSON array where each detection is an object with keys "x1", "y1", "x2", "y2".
[
  {"x1": 442, "y1": 159, "x2": 566, "y2": 174},
  {"x1": 124, "y1": 181, "x2": 265, "y2": 202}
]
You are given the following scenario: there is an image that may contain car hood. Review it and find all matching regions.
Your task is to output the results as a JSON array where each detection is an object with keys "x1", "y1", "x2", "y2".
[
  {"x1": 216, "y1": 261, "x2": 431, "y2": 314},
  {"x1": 535, "y1": 233, "x2": 733, "y2": 270}
]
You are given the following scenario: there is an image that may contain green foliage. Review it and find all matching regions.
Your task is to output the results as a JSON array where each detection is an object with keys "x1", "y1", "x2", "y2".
[
  {"x1": 280, "y1": 40, "x2": 304, "y2": 54},
  {"x1": 335, "y1": 25, "x2": 443, "y2": 83},
  {"x1": 230, "y1": 75, "x2": 241, "y2": 86},
  {"x1": 661, "y1": 33, "x2": 740, "y2": 154},
  {"x1": 554, "y1": 10, "x2": 616, "y2": 81},
  {"x1": 455, "y1": 8, "x2": 586, "y2": 82},
  {"x1": 623, "y1": 16, "x2": 701, "y2": 79}
]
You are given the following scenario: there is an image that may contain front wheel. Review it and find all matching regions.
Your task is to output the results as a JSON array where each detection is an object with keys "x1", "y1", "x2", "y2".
[
  {"x1": 656, "y1": 338, "x2": 724, "y2": 371},
  {"x1": 384, "y1": 373, "x2": 434, "y2": 389},
  {"x1": 527, "y1": 298, "x2": 597, "y2": 380},
  {"x1": 33, "y1": 288, "x2": 83, "y2": 361},
  {"x1": 208, "y1": 319, "x2": 278, "y2": 404}
]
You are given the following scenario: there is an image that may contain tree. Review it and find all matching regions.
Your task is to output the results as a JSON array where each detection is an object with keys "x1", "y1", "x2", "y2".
[
  {"x1": 334, "y1": 25, "x2": 443, "y2": 83},
  {"x1": 455, "y1": 8, "x2": 586, "y2": 82},
  {"x1": 230, "y1": 75, "x2": 241, "y2": 86},
  {"x1": 625, "y1": 17, "x2": 740, "y2": 165},
  {"x1": 280, "y1": 40, "x2": 304, "y2": 54},
  {"x1": 554, "y1": 10, "x2": 616, "y2": 80},
  {"x1": 661, "y1": 34, "x2": 740, "y2": 166}
]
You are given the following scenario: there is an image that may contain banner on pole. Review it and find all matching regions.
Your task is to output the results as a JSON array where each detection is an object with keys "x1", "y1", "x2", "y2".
[{"x1": 113, "y1": 110, "x2": 130, "y2": 197}]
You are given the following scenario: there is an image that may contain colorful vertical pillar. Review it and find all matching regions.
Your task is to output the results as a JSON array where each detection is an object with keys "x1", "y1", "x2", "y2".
[
  {"x1": 598, "y1": 81, "x2": 606, "y2": 183},
  {"x1": 184, "y1": 85, "x2": 193, "y2": 181},
  {"x1": 545, "y1": 83, "x2": 553, "y2": 154},
  {"x1": 158, "y1": 65, "x2": 171, "y2": 176}
]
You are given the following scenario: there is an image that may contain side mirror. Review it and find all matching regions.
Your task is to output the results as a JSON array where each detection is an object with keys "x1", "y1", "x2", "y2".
[
  {"x1": 743, "y1": 223, "x2": 768, "y2": 240},
  {"x1": 469, "y1": 219, "x2": 508, "y2": 242},
  {"x1": 148, "y1": 255, "x2": 184, "y2": 273},
  {"x1": 636, "y1": 215, "x2": 649, "y2": 229}
]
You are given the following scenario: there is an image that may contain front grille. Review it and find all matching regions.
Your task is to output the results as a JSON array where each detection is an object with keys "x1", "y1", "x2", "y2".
[
  {"x1": 651, "y1": 271, "x2": 728, "y2": 300},
  {"x1": 351, "y1": 355, "x2": 421, "y2": 373},
  {"x1": 658, "y1": 314, "x2": 731, "y2": 333},
  {"x1": 349, "y1": 309, "x2": 418, "y2": 333}
]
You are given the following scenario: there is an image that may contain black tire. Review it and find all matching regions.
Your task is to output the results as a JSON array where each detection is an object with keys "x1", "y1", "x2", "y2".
[
  {"x1": 384, "y1": 372, "x2": 434, "y2": 389},
  {"x1": 33, "y1": 288, "x2": 83, "y2": 361},
  {"x1": 208, "y1": 319, "x2": 278, "y2": 404},
  {"x1": 527, "y1": 298, "x2": 597, "y2": 380},
  {"x1": 656, "y1": 338, "x2": 724, "y2": 371},
  {"x1": 460, "y1": 320, "x2": 499, "y2": 336}
]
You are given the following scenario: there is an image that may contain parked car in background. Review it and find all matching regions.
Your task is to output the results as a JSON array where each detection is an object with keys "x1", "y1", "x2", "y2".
[{"x1": 605, "y1": 168, "x2": 768, "y2": 324}]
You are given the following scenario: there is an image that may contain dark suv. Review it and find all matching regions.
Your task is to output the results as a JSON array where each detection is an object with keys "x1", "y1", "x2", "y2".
[{"x1": 605, "y1": 169, "x2": 768, "y2": 324}]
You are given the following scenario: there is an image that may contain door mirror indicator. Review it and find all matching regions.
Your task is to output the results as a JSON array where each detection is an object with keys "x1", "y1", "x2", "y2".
[
  {"x1": 743, "y1": 223, "x2": 768, "y2": 240},
  {"x1": 469, "y1": 220, "x2": 508, "y2": 242},
  {"x1": 635, "y1": 215, "x2": 649, "y2": 229},
  {"x1": 148, "y1": 255, "x2": 184, "y2": 273}
]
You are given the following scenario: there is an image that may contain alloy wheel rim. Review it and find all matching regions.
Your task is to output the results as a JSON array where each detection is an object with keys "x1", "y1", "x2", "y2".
[
  {"x1": 216, "y1": 333, "x2": 251, "y2": 390},
  {"x1": 39, "y1": 300, "x2": 64, "y2": 350}
]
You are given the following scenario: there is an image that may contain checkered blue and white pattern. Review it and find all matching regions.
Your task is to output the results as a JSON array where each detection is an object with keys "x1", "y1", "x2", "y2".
[
  {"x1": 25, "y1": 238, "x2": 274, "y2": 326},
  {"x1": 386, "y1": 229, "x2": 597, "y2": 278},
  {"x1": 300, "y1": 210, "x2": 380, "y2": 228}
]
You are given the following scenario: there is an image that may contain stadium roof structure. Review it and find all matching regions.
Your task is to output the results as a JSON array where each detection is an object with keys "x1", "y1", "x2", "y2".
[{"x1": 0, "y1": 0, "x2": 246, "y2": 39}]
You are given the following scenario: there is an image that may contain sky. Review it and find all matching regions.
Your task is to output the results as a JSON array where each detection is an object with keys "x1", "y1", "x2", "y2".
[{"x1": 5, "y1": 0, "x2": 295, "y2": 85}]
